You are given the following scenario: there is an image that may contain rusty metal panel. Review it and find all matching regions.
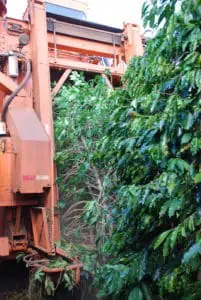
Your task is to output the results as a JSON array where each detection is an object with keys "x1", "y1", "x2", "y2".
[
  {"x1": 7, "y1": 108, "x2": 51, "y2": 194},
  {"x1": 0, "y1": 237, "x2": 9, "y2": 256},
  {"x1": 47, "y1": 19, "x2": 122, "y2": 45},
  {"x1": 0, "y1": 138, "x2": 15, "y2": 204},
  {"x1": 8, "y1": 108, "x2": 49, "y2": 141},
  {"x1": 30, "y1": 207, "x2": 51, "y2": 253},
  {"x1": 47, "y1": 31, "x2": 123, "y2": 58}
]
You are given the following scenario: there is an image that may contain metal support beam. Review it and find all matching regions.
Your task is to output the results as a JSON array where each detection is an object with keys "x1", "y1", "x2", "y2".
[
  {"x1": 49, "y1": 57, "x2": 124, "y2": 76},
  {"x1": 102, "y1": 74, "x2": 114, "y2": 90},
  {"x1": 30, "y1": 0, "x2": 60, "y2": 252},
  {"x1": 48, "y1": 32, "x2": 123, "y2": 58},
  {"x1": 52, "y1": 68, "x2": 72, "y2": 98},
  {"x1": 15, "y1": 206, "x2": 21, "y2": 234},
  {"x1": 124, "y1": 23, "x2": 144, "y2": 63},
  {"x1": 0, "y1": 72, "x2": 26, "y2": 96}
]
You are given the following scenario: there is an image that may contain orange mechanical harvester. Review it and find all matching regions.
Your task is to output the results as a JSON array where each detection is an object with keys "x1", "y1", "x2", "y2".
[{"x1": 0, "y1": 0, "x2": 143, "y2": 283}]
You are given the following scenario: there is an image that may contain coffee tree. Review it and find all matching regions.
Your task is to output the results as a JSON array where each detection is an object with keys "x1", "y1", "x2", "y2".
[{"x1": 54, "y1": 0, "x2": 201, "y2": 298}]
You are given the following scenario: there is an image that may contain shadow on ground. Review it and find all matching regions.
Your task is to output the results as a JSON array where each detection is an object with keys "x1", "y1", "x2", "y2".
[{"x1": 0, "y1": 261, "x2": 97, "y2": 300}]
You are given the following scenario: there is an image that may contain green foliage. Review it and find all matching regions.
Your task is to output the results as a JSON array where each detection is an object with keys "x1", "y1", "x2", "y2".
[
  {"x1": 54, "y1": 72, "x2": 113, "y2": 244},
  {"x1": 54, "y1": 0, "x2": 201, "y2": 298},
  {"x1": 84, "y1": 0, "x2": 201, "y2": 298},
  {"x1": 16, "y1": 252, "x2": 26, "y2": 263},
  {"x1": 30, "y1": 258, "x2": 75, "y2": 297},
  {"x1": 128, "y1": 287, "x2": 143, "y2": 300},
  {"x1": 53, "y1": 73, "x2": 114, "y2": 289},
  {"x1": 183, "y1": 243, "x2": 201, "y2": 264},
  {"x1": 34, "y1": 269, "x2": 44, "y2": 283},
  {"x1": 54, "y1": 71, "x2": 111, "y2": 205},
  {"x1": 44, "y1": 276, "x2": 55, "y2": 296}
]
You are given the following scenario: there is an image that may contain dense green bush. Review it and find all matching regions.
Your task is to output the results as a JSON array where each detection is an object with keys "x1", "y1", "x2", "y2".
[
  {"x1": 54, "y1": 0, "x2": 201, "y2": 298},
  {"x1": 54, "y1": 72, "x2": 114, "y2": 245},
  {"x1": 89, "y1": 0, "x2": 201, "y2": 298}
]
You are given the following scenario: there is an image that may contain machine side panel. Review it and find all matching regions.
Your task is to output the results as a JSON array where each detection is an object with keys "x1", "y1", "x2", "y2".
[{"x1": 7, "y1": 108, "x2": 51, "y2": 194}]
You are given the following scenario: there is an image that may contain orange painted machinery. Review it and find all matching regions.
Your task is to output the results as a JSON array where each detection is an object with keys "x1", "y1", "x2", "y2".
[{"x1": 0, "y1": 0, "x2": 143, "y2": 283}]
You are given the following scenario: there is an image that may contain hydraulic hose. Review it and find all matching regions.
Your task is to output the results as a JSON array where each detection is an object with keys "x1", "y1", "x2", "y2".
[{"x1": 1, "y1": 60, "x2": 31, "y2": 123}]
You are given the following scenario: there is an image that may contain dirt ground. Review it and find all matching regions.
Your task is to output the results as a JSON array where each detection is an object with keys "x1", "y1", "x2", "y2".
[
  {"x1": 0, "y1": 261, "x2": 96, "y2": 300},
  {"x1": 0, "y1": 261, "x2": 28, "y2": 299}
]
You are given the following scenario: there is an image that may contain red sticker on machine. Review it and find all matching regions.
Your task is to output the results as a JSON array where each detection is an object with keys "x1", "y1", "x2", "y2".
[
  {"x1": 22, "y1": 175, "x2": 50, "y2": 181},
  {"x1": 23, "y1": 175, "x2": 36, "y2": 181}
]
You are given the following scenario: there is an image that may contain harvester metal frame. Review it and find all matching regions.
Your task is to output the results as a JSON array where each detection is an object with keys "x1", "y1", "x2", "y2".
[{"x1": 0, "y1": 0, "x2": 143, "y2": 283}]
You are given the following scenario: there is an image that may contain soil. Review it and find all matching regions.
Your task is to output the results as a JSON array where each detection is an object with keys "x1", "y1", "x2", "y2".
[{"x1": 0, "y1": 261, "x2": 97, "y2": 300}]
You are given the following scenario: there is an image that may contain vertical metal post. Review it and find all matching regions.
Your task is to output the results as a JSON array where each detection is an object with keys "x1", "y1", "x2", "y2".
[
  {"x1": 15, "y1": 206, "x2": 21, "y2": 234},
  {"x1": 29, "y1": 0, "x2": 60, "y2": 252},
  {"x1": 124, "y1": 23, "x2": 144, "y2": 64}
]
